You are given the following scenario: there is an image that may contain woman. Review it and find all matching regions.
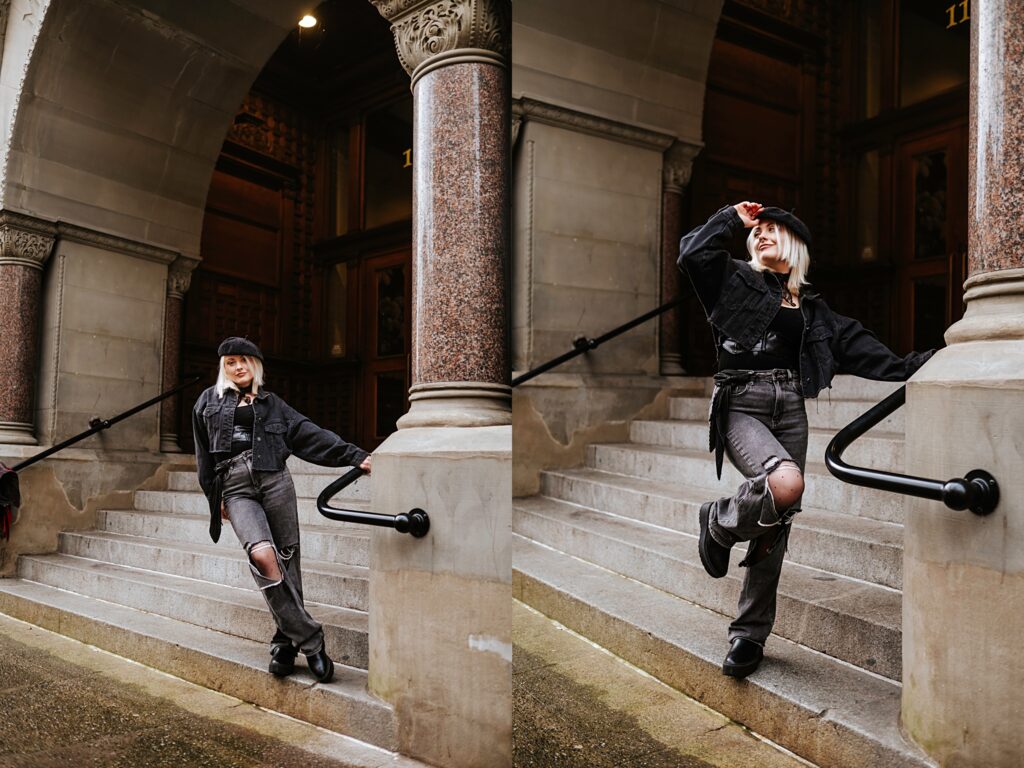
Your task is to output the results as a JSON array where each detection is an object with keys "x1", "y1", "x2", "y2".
[
  {"x1": 192, "y1": 336, "x2": 372, "y2": 684},
  {"x1": 677, "y1": 202, "x2": 933, "y2": 678}
]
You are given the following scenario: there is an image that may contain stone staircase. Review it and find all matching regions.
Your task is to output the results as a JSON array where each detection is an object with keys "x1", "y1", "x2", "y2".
[
  {"x1": 513, "y1": 375, "x2": 937, "y2": 768},
  {"x1": 0, "y1": 459, "x2": 400, "y2": 751}
]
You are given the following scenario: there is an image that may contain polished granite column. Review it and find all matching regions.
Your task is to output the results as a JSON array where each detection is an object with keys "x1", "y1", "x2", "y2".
[
  {"x1": 159, "y1": 257, "x2": 197, "y2": 452},
  {"x1": 0, "y1": 212, "x2": 57, "y2": 445},
  {"x1": 382, "y1": 0, "x2": 511, "y2": 428},
  {"x1": 902, "y1": 3, "x2": 1024, "y2": 765},
  {"x1": 369, "y1": 2, "x2": 511, "y2": 767},
  {"x1": 659, "y1": 142, "x2": 700, "y2": 376}
]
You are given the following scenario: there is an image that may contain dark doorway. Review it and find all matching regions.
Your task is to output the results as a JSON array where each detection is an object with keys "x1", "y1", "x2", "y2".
[{"x1": 180, "y1": 0, "x2": 412, "y2": 451}]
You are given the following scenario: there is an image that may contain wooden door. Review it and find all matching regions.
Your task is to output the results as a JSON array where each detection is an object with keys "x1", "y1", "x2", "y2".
[
  {"x1": 360, "y1": 249, "x2": 410, "y2": 449},
  {"x1": 894, "y1": 124, "x2": 967, "y2": 353}
]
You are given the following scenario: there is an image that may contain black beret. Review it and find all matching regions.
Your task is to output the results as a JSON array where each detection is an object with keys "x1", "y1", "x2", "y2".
[
  {"x1": 755, "y1": 207, "x2": 812, "y2": 247},
  {"x1": 217, "y1": 336, "x2": 263, "y2": 361}
]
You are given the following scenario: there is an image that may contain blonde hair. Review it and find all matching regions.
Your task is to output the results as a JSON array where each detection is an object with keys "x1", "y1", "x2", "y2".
[
  {"x1": 216, "y1": 355, "x2": 264, "y2": 398},
  {"x1": 746, "y1": 221, "x2": 810, "y2": 297}
]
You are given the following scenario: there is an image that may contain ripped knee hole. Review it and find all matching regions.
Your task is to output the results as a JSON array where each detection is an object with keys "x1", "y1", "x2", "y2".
[{"x1": 248, "y1": 541, "x2": 284, "y2": 581}]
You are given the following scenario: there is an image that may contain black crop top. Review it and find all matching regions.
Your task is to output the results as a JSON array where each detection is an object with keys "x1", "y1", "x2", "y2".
[
  {"x1": 229, "y1": 404, "x2": 254, "y2": 458},
  {"x1": 718, "y1": 306, "x2": 803, "y2": 372}
]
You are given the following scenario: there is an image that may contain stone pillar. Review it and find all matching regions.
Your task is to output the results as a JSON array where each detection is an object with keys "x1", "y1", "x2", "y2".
[
  {"x1": 159, "y1": 256, "x2": 198, "y2": 452},
  {"x1": 659, "y1": 141, "x2": 700, "y2": 376},
  {"x1": 0, "y1": 212, "x2": 57, "y2": 445},
  {"x1": 369, "y1": 2, "x2": 511, "y2": 767},
  {"x1": 902, "y1": 4, "x2": 1024, "y2": 766}
]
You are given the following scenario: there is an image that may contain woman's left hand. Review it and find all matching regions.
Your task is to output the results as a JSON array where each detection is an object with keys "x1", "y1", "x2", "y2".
[{"x1": 360, "y1": 455, "x2": 372, "y2": 475}]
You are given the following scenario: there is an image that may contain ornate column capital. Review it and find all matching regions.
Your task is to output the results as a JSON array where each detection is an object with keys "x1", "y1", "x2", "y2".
[
  {"x1": 167, "y1": 256, "x2": 199, "y2": 300},
  {"x1": 663, "y1": 141, "x2": 703, "y2": 194},
  {"x1": 371, "y1": 0, "x2": 511, "y2": 84},
  {"x1": 0, "y1": 211, "x2": 57, "y2": 270}
]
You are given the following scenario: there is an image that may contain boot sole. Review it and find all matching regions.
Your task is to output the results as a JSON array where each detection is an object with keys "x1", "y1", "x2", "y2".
[{"x1": 722, "y1": 655, "x2": 763, "y2": 678}]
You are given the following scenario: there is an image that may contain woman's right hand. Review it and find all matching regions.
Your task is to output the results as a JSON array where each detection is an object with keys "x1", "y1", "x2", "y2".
[
  {"x1": 734, "y1": 201, "x2": 763, "y2": 228},
  {"x1": 221, "y1": 502, "x2": 229, "y2": 521}
]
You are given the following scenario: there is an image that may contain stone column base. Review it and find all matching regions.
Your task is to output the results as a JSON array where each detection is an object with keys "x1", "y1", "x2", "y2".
[
  {"x1": 902, "y1": 269, "x2": 1024, "y2": 765},
  {"x1": 159, "y1": 434, "x2": 183, "y2": 453},
  {"x1": 0, "y1": 421, "x2": 37, "y2": 446},
  {"x1": 659, "y1": 354, "x2": 686, "y2": 376},
  {"x1": 369, "y1": 424, "x2": 511, "y2": 768},
  {"x1": 397, "y1": 382, "x2": 512, "y2": 428}
]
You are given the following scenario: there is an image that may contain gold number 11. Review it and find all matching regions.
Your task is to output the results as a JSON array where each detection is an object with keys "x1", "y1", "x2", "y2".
[{"x1": 946, "y1": 0, "x2": 969, "y2": 29}]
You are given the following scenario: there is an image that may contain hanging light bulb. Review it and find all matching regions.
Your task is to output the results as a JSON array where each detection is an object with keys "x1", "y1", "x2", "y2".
[{"x1": 298, "y1": 14, "x2": 318, "y2": 28}]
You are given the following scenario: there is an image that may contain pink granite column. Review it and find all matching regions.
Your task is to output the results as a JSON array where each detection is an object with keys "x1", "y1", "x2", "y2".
[
  {"x1": 376, "y1": 0, "x2": 511, "y2": 428},
  {"x1": 902, "y1": 3, "x2": 1024, "y2": 764},
  {"x1": 659, "y1": 142, "x2": 700, "y2": 375},
  {"x1": 0, "y1": 213, "x2": 57, "y2": 445},
  {"x1": 369, "y1": 4, "x2": 512, "y2": 768},
  {"x1": 159, "y1": 257, "x2": 197, "y2": 452}
]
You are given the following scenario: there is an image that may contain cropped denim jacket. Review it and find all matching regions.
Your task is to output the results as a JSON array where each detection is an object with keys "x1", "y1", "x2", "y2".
[
  {"x1": 192, "y1": 387, "x2": 368, "y2": 541},
  {"x1": 678, "y1": 205, "x2": 935, "y2": 399}
]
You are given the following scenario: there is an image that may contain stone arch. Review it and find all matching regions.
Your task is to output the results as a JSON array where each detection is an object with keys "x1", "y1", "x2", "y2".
[{"x1": 0, "y1": 0, "x2": 331, "y2": 258}]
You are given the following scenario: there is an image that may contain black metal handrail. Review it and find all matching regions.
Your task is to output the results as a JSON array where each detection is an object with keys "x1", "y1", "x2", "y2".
[
  {"x1": 512, "y1": 297, "x2": 684, "y2": 387},
  {"x1": 825, "y1": 385, "x2": 999, "y2": 516},
  {"x1": 317, "y1": 467, "x2": 430, "y2": 537},
  {"x1": 11, "y1": 376, "x2": 203, "y2": 472}
]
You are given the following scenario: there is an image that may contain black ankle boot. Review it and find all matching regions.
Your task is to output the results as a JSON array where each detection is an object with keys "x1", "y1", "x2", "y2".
[
  {"x1": 305, "y1": 646, "x2": 334, "y2": 684},
  {"x1": 269, "y1": 644, "x2": 297, "y2": 677},
  {"x1": 698, "y1": 501, "x2": 731, "y2": 578},
  {"x1": 722, "y1": 637, "x2": 764, "y2": 678}
]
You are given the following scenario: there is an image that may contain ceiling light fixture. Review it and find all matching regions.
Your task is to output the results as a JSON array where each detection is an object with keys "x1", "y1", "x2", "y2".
[{"x1": 298, "y1": 14, "x2": 317, "y2": 28}]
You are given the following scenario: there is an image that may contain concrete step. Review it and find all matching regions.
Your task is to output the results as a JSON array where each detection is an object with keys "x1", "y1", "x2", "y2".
[
  {"x1": 512, "y1": 535, "x2": 932, "y2": 768},
  {"x1": 670, "y1": 395, "x2": 906, "y2": 434},
  {"x1": 99, "y1": 509, "x2": 370, "y2": 567},
  {"x1": 59, "y1": 529, "x2": 368, "y2": 610},
  {"x1": 540, "y1": 468, "x2": 904, "y2": 589},
  {"x1": 589, "y1": 442, "x2": 906, "y2": 524},
  {"x1": 135, "y1": 489, "x2": 373, "y2": 530},
  {"x1": 0, "y1": 579, "x2": 397, "y2": 750},
  {"x1": 17, "y1": 553, "x2": 369, "y2": 668},
  {"x1": 631, "y1": 419, "x2": 904, "y2": 472},
  {"x1": 167, "y1": 470, "x2": 372, "y2": 502},
  {"x1": 514, "y1": 497, "x2": 901, "y2": 680}
]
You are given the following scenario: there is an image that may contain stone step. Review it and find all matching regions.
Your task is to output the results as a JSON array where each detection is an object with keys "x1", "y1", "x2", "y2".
[
  {"x1": 589, "y1": 442, "x2": 906, "y2": 524},
  {"x1": 670, "y1": 395, "x2": 906, "y2": 434},
  {"x1": 59, "y1": 530, "x2": 368, "y2": 610},
  {"x1": 540, "y1": 468, "x2": 904, "y2": 589},
  {"x1": 0, "y1": 579, "x2": 397, "y2": 750},
  {"x1": 135, "y1": 489, "x2": 373, "y2": 530},
  {"x1": 167, "y1": 470, "x2": 372, "y2": 502},
  {"x1": 17, "y1": 553, "x2": 369, "y2": 668},
  {"x1": 631, "y1": 419, "x2": 904, "y2": 472},
  {"x1": 99, "y1": 509, "x2": 370, "y2": 567},
  {"x1": 512, "y1": 535, "x2": 932, "y2": 768},
  {"x1": 514, "y1": 497, "x2": 901, "y2": 679}
]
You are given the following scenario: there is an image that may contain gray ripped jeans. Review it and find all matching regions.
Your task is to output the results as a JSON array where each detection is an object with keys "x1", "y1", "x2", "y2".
[
  {"x1": 707, "y1": 369, "x2": 808, "y2": 645},
  {"x1": 219, "y1": 450, "x2": 324, "y2": 655}
]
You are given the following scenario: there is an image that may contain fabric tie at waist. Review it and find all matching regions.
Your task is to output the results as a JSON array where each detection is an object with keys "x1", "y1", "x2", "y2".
[{"x1": 708, "y1": 371, "x2": 757, "y2": 480}]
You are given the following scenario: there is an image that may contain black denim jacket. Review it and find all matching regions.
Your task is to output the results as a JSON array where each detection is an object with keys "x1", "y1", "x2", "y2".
[
  {"x1": 678, "y1": 205, "x2": 935, "y2": 399},
  {"x1": 192, "y1": 386, "x2": 368, "y2": 541}
]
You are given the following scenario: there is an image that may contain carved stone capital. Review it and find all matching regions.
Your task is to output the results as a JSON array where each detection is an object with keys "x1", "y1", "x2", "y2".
[
  {"x1": 167, "y1": 256, "x2": 200, "y2": 299},
  {"x1": 372, "y1": 0, "x2": 511, "y2": 83},
  {"x1": 0, "y1": 211, "x2": 56, "y2": 270},
  {"x1": 663, "y1": 141, "x2": 703, "y2": 194}
]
